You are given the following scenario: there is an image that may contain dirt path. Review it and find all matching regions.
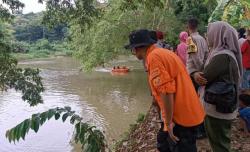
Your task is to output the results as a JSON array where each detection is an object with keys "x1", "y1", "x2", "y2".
[{"x1": 115, "y1": 104, "x2": 250, "y2": 152}]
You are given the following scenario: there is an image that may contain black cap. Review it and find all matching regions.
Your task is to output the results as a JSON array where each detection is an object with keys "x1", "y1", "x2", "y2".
[{"x1": 125, "y1": 29, "x2": 156, "y2": 49}]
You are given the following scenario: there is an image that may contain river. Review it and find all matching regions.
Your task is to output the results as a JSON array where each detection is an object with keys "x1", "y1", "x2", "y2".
[{"x1": 0, "y1": 57, "x2": 152, "y2": 152}]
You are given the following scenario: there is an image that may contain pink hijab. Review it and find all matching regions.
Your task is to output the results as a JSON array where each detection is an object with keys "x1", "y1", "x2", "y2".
[
  {"x1": 179, "y1": 31, "x2": 188, "y2": 43},
  {"x1": 177, "y1": 32, "x2": 188, "y2": 66}
]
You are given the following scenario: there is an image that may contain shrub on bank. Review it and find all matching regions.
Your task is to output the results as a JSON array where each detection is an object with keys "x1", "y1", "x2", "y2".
[{"x1": 12, "y1": 39, "x2": 73, "y2": 60}]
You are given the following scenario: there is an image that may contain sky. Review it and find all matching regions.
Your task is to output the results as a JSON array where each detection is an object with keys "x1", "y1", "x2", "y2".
[
  {"x1": 19, "y1": 0, "x2": 46, "y2": 14},
  {"x1": 1, "y1": 0, "x2": 106, "y2": 14}
]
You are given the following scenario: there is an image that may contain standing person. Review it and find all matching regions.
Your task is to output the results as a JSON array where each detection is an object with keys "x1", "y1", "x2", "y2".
[
  {"x1": 176, "y1": 31, "x2": 188, "y2": 66},
  {"x1": 125, "y1": 29, "x2": 205, "y2": 152},
  {"x1": 197, "y1": 21, "x2": 242, "y2": 152},
  {"x1": 150, "y1": 30, "x2": 172, "y2": 50},
  {"x1": 186, "y1": 18, "x2": 209, "y2": 90},
  {"x1": 241, "y1": 30, "x2": 250, "y2": 90},
  {"x1": 238, "y1": 28, "x2": 246, "y2": 48},
  {"x1": 186, "y1": 18, "x2": 208, "y2": 139}
]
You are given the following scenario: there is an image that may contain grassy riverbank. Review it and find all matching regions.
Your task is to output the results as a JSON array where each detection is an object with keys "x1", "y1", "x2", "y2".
[
  {"x1": 12, "y1": 39, "x2": 73, "y2": 60},
  {"x1": 12, "y1": 49, "x2": 73, "y2": 61}
]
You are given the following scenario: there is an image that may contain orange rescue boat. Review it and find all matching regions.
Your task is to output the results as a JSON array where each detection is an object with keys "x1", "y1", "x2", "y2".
[{"x1": 111, "y1": 66, "x2": 130, "y2": 74}]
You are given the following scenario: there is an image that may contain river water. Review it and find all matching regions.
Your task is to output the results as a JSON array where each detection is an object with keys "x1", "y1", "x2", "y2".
[{"x1": 0, "y1": 57, "x2": 152, "y2": 152}]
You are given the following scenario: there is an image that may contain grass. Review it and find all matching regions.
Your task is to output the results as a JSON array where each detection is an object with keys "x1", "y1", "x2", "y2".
[{"x1": 12, "y1": 49, "x2": 73, "y2": 61}]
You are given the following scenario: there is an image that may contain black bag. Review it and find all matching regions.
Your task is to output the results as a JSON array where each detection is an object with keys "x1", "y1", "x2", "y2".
[
  {"x1": 204, "y1": 56, "x2": 237, "y2": 113},
  {"x1": 204, "y1": 82, "x2": 237, "y2": 113}
]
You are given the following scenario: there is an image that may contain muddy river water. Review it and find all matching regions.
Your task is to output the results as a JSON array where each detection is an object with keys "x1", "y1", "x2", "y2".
[{"x1": 0, "y1": 57, "x2": 152, "y2": 152}]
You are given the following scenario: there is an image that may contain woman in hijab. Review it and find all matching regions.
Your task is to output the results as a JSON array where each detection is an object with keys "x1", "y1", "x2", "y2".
[
  {"x1": 176, "y1": 31, "x2": 188, "y2": 66},
  {"x1": 197, "y1": 21, "x2": 243, "y2": 152}
]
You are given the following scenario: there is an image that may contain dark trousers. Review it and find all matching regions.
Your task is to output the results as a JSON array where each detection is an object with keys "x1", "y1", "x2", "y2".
[
  {"x1": 204, "y1": 115, "x2": 232, "y2": 152},
  {"x1": 157, "y1": 123, "x2": 198, "y2": 152}
]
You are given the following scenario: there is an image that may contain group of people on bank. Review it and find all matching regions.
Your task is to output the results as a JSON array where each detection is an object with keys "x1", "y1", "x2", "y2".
[{"x1": 124, "y1": 18, "x2": 250, "y2": 152}]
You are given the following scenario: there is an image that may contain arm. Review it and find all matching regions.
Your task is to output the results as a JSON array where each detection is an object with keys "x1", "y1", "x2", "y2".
[
  {"x1": 187, "y1": 53, "x2": 197, "y2": 75},
  {"x1": 160, "y1": 93, "x2": 174, "y2": 126},
  {"x1": 148, "y1": 55, "x2": 179, "y2": 142}
]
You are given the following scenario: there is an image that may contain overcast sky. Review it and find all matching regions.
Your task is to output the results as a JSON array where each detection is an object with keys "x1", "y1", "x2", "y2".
[
  {"x1": 19, "y1": 0, "x2": 46, "y2": 14},
  {"x1": 2, "y1": 0, "x2": 106, "y2": 14}
]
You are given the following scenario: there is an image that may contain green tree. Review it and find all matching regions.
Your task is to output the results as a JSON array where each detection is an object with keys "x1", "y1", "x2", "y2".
[
  {"x1": 13, "y1": 13, "x2": 68, "y2": 42},
  {"x1": 209, "y1": 0, "x2": 250, "y2": 28},
  {"x1": 41, "y1": 0, "x2": 217, "y2": 71},
  {"x1": 169, "y1": 0, "x2": 217, "y2": 33},
  {"x1": 1, "y1": 1, "x2": 106, "y2": 151},
  {"x1": 70, "y1": 0, "x2": 183, "y2": 71}
]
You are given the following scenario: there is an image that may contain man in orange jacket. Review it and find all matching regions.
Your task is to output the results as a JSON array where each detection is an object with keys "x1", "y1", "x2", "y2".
[{"x1": 125, "y1": 29, "x2": 205, "y2": 152}]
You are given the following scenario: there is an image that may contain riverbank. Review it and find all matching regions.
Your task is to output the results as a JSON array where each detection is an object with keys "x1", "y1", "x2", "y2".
[
  {"x1": 12, "y1": 50, "x2": 72, "y2": 61},
  {"x1": 115, "y1": 104, "x2": 250, "y2": 152}
]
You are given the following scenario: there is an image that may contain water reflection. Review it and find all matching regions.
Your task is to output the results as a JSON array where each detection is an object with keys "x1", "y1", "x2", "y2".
[{"x1": 0, "y1": 57, "x2": 151, "y2": 152}]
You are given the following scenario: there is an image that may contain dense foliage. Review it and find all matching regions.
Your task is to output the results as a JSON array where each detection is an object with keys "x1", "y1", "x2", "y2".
[
  {"x1": 0, "y1": 1, "x2": 44, "y2": 106},
  {"x1": 209, "y1": 0, "x2": 250, "y2": 28},
  {"x1": 170, "y1": 0, "x2": 217, "y2": 33},
  {"x1": 6, "y1": 106, "x2": 107, "y2": 152},
  {"x1": 10, "y1": 12, "x2": 71, "y2": 58},
  {"x1": 72, "y1": 0, "x2": 183, "y2": 70},
  {"x1": 13, "y1": 12, "x2": 68, "y2": 42},
  {"x1": 0, "y1": 1, "x2": 106, "y2": 152}
]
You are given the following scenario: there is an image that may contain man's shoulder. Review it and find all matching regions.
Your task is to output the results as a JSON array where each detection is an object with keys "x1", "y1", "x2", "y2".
[
  {"x1": 148, "y1": 49, "x2": 161, "y2": 59},
  {"x1": 147, "y1": 48, "x2": 169, "y2": 61},
  {"x1": 192, "y1": 34, "x2": 206, "y2": 41}
]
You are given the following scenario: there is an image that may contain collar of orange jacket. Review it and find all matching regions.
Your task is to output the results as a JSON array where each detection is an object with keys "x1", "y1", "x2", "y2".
[{"x1": 145, "y1": 44, "x2": 157, "y2": 70}]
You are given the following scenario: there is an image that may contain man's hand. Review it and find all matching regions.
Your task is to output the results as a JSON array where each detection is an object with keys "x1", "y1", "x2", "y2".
[
  {"x1": 168, "y1": 123, "x2": 179, "y2": 143},
  {"x1": 193, "y1": 72, "x2": 207, "y2": 86}
]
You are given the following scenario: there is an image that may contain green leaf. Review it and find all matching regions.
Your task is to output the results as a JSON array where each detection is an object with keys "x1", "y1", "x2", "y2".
[
  {"x1": 31, "y1": 117, "x2": 40, "y2": 133},
  {"x1": 5, "y1": 130, "x2": 11, "y2": 142},
  {"x1": 62, "y1": 113, "x2": 69, "y2": 122},
  {"x1": 70, "y1": 114, "x2": 77, "y2": 124},
  {"x1": 47, "y1": 109, "x2": 55, "y2": 120},
  {"x1": 54, "y1": 113, "x2": 60, "y2": 120},
  {"x1": 10, "y1": 129, "x2": 15, "y2": 143},
  {"x1": 15, "y1": 124, "x2": 22, "y2": 141},
  {"x1": 21, "y1": 119, "x2": 30, "y2": 140},
  {"x1": 74, "y1": 122, "x2": 81, "y2": 143},
  {"x1": 40, "y1": 112, "x2": 48, "y2": 125}
]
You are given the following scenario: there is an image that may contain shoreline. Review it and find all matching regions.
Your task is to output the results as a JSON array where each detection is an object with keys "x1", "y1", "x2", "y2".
[
  {"x1": 13, "y1": 52, "x2": 72, "y2": 62},
  {"x1": 115, "y1": 104, "x2": 250, "y2": 152}
]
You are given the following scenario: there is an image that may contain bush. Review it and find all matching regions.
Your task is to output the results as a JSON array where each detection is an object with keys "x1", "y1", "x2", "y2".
[
  {"x1": 33, "y1": 39, "x2": 54, "y2": 51},
  {"x1": 11, "y1": 41, "x2": 29, "y2": 53}
]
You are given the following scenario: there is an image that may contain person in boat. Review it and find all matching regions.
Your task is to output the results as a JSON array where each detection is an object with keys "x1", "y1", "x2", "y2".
[{"x1": 125, "y1": 29, "x2": 205, "y2": 152}]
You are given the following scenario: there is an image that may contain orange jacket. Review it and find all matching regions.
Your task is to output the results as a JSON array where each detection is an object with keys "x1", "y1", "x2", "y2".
[{"x1": 146, "y1": 44, "x2": 205, "y2": 131}]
